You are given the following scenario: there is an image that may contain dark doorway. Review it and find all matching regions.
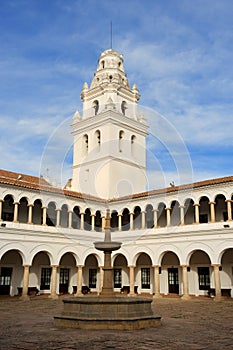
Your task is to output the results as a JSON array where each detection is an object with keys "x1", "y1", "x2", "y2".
[
  {"x1": 0, "y1": 267, "x2": 13, "y2": 295},
  {"x1": 168, "y1": 268, "x2": 179, "y2": 294},
  {"x1": 59, "y1": 268, "x2": 69, "y2": 294}
]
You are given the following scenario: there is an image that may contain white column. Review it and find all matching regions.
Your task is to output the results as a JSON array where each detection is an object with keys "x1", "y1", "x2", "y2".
[
  {"x1": 80, "y1": 213, "x2": 84, "y2": 230},
  {"x1": 42, "y1": 206, "x2": 47, "y2": 226},
  {"x1": 91, "y1": 214, "x2": 95, "y2": 231},
  {"x1": 153, "y1": 265, "x2": 161, "y2": 298},
  {"x1": 75, "y1": 265, "x2": 83, "y2": 296},
  {"x1": 21, "y1": 265, "x2": 30, "y2": 300},
  {"x1": 101, "y1": 216, "x2": 105, "y2": 232},
  {"x1": 129, "y1": 266, "x2": 135, "y2": 295},
  {"x1": 212, "y1": 264, "x2": 222, "y2": 300},
  {"x1": 0, "y1": 199, "x2": 3, "y2": 221},
  {"x1": 68, "y1": 211, "x2": 73, "y2": 228},
  {"x1": 179, "y1": 206, "x2": 185, "y2": 226},
  {"x1": 226, "y1": 200, "x2": 233, "y2": 221},
  {"x1": 153, "y1": 209, "x2": 158, "y2": 228},
  {"x1": 130, "y1": 212, "x2": 134, "y2": 230},
  {"x1": 181, "y1": 265, "x2": 190, "y2": 300},
  {"x1": 13, "y1": 202, "x2": 19, "y2": 223},
  {"x1": 141, "y1": 211, "x2": 146, "y2": 229},
  {"x1": 193, "y1": 204, "x2": 200, "y2": 224},
  {"x1": 56, "y1": 209, "x2": 61, "y2": 227},
  {"x1": 49, "y1": 265, "x2": 58, "y2": 299},
  {"x1": 209, "y1": 202, "x2": 216, "y2": 223},
  {"x1": 27, "y1": 204, "x2": 33, "y2": 224},
  {"x1": 118, "y1": 214, "x2": 122, "y2": 231},
  {"x1": 165, "y1": 207, "x2": 171, "y2": 226}
]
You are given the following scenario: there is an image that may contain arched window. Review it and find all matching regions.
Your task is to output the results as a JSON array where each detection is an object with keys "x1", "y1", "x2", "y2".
[
  {"x1": 95, "y1": 210, "x2": 102, "y2": 232},
  {"x1": 18, "y1": 197, "x2": 28, "y2": 223},
  {"x1": 131, "y1": 135, "x2": 136, "y2": 156},
  {"x1": 121, "y1": 101, "x2": 127, "y2": 115},
  {"x1": 122, "y1": 208, "x2": 130, "y2": 231},
  {"x1": 84, "y1": 208, "x2": 91, "y2": 231},
  {"x1": 101, "y1": 60, "x2": 105, "y2": 69},
  {"x1": 119, "y1": 130, "x2": 124, "y2": 152},
  {"x1": 2, "y1": 194, "x2": 14, "y2": 221},
  {"x1": 32, "y1": 199, "x2": 42, "y2": 225},
  {"x1": 60, "y1": 204, "x2": 68, "y2": 228},
  {"x1": 92, "y1": 100, "x2": 99, "y2": 116},
  {"x1": 83, "y1": 134, "x2": 88, "y2": 156},
  {"x1": 146, "y1": 204, "x2": 154, "y2": 228},
  {"x1": 46, "y1": 202, "x2": 56, "y2": 226},
  {"x1": 72, "y1": 206, "x2": 80, "y2": 229},
  {"x1": 94, "y1": 130, "x2": 101, "y2": 152},
  {"x1": 134, "y1": 206, "x2": 141, "y2": 229}
]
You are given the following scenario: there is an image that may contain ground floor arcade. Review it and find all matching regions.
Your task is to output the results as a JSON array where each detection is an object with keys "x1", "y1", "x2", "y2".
[{"x1": 0, "y1": 247, "x2": 233, "y2": 300}]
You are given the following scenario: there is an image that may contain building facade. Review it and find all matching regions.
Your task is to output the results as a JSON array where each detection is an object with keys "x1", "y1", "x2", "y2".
[{"x1": 0, "y1": 49, "x2": 233, "y2": 300}]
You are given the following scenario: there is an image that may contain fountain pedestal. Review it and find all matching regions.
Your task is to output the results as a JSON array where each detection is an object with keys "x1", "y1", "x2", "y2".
[{"x1": 54, "y1": 210, "x2": 161, "y2": 330}]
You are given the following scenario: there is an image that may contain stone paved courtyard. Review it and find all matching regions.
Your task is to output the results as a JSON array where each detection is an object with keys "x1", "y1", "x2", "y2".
[{"x1": 0, "y1": 295, "x2": 232, "y2": 349}]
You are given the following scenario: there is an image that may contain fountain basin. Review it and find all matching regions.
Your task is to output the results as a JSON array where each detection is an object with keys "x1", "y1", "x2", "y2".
[
  {"x1": 94, "y1": 241, "x2": 122, "y2": 252},
  {"x1": 54, "y1": 296, "x2": 161, "y2": 330}
]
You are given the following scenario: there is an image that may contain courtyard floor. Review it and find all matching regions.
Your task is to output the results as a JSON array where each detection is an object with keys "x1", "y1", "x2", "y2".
[{"x1": 0, "y1": 295, "x2": 232, "y2": 349}]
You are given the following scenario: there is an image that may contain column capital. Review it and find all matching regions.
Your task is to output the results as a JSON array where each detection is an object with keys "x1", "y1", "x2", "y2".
[
  {"x1": 208, "y1": 201, "x2": 216, "y2": 205},
  {"x1": 193, "y1": 203, "x2": 200, "y2": 207},
  {"x1": 117, "y1": 213, "x2": 123, "y2": 217},
  {"x1": 13, "y1": 201, "x2": 20, "y2": 205},
  {"x1": 27, "y1": 203, "x2": 34, "y2": 207},
  {"x1": 76, "y1": 264, "x2": 84, "y2": 268},
  {"x1": 23, "y1": 264, "x2": 31, "y2": 268},
  {"x1": 211, "y1": 263, "x2": 221, "y2": 267},
  {"x1": 225, "y1": 199, "x2": 233, "y2": 203},
  {"x1": 153, "y1": 209, "x2": 158, "y2": 213},
  {"x1": 179, "y1": 205, "x2": 185, "y2": 209},
  {"x1": 42, "y1": 206, "x2": 48, "y2": 209},
  {"x1": 0, "y1": 199, "x2": 4, "y2": 203},
  {"x1": 90, "y1": 214, "x2": 96, "y2": 217},
  {"x1": 55, "y1": 208, "x2": 61, "y2": 212},
  {"x1": 165, "y1": 207, "x2": 171, "y2": 211},
  {"x1": 152, "y1": 265, "x2": 160, "y2": 268}
]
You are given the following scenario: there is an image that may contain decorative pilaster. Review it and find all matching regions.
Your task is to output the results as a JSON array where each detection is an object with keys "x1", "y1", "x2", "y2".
[
  {"x1": 42, "y1": 206, "x2": 47, "y2": 226},
  {"x1": 56, "y1": 209, "x2": 61, "y2": 227},
  {"x1": 153, "y1": 265, "x2": 161, "y2": 298},
  {"x1": 165, "y1": 207, "x2": 171, "y2": 226},
  {"x1": 21, "y1": 265, "x2": 30, "y2": 300},
  {"x1": 193, "y1": 204, "x2": 200, "y2": 224},
  {"x1": 68, "y1": 211, "x2": 73, "y2": 228},
  {"x1": 209, "y1": 202, "x2": 216, "y2": 223},
  {"x1": 129, "y1": 266, "x2": 135, "y2": 295},
  {"x1": 118, "y1": 214, "x2": 122, "y2": 231},
  {"x1": 75, "y1": 265, "x2": 83, "y2": 296},
  {"x1": 130, "y1": 212, "x2": 134, "y2": 230},
  {"x1": 80, "y1": 213, "x2": 84, "y2": 230},
  {"x1": 50, "y1": 265, "x2": 58, "y2": 299},
  {"x1": 226, "y1": 200, "x2": 233, "y2": 221},
  {"x1": 179, "y1": 206, "x2": 185, "y2": 226},
  {"x1": 91, "y1": 214, "x2": 95, "y2": 231},
  {"x1": 212, "y1": 264, "x2": 222, "y2": 301},
  {"x1": 181, "y1": 265, "x2": 190, "y2": 300},
  {"x1": 13, "y1": 202, "x2": 19, "y2": 223},
  {"x1": 153, "y1": 209, "x2": 158, "y2": 229}
]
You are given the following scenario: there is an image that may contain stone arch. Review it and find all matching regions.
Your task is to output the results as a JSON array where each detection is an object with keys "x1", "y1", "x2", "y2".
[
  {"x1": 170, "y1": 200, "x2": 180, "y2": 226},
  {"x1": 113, "y1": 253, "x2": 129, "y2": 289},
  {"x1": 146, "y1": 204, "x2": 154, "y2": 228},
  {"x1": 157, "y1": 202, "x2": 166, "y2": 227},
  {"x1": 72, "y1": 206, "x2": 80, "y2": 229},
  {"x1": 136, "y1": 253, "x2": 153, "y2": 292},
  {"x1": 94, "y1": 210, "x2": 102, "y2": 231},
  {"x1": 111, "y1": 210, "x2": 118, "y2": 230},
  {"x1": 92, "y1": 100, "x2": 99, "y2": 115},
  {"x1": 83, "y1": 254, "x2": 99, "y2": 290},
  {"x1": 0, "y1": 249, "x2": 24, "y2": 296},
  {"x1": 119, "y1": 130, "x2": 124, "y2": 153},
  {"x1": 60, "y1": 204, "x2": 68, "y2": 228},
  {"x1": 2, "y1": 194, "x2": 14, "y2": 221},
  {"x1": 18, "y1": 196, "x2": 28, "y2": 223},
  {"x1": 184, "y1": 198, "x2": 195, "y2": 225},
  {"x1": 134, "y1": 205, "x2": 141, "y2": 229},
  {"x1": 199, "y1": 196, "x2": 210, "y2": 223},
  {"x1": 215, "y1": 194, "x2": 227, "y2": 222},
  {"x1": 122, "y1": 208, "x2": 130, "y2": 231},
  {"x1": 32, "y1": 199, "x2": 42, "y2": 225},
  {"x1": 47, "y1": 201, "x2": 56, "y2": 226},
  {"x1": 84, "y1": 208, "x2": 91, "y2": 231}
]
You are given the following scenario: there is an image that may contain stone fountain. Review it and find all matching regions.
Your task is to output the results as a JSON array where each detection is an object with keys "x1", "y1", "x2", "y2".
[{"x1": 54, "y1": 209, "x2": 161, "y2": 330}]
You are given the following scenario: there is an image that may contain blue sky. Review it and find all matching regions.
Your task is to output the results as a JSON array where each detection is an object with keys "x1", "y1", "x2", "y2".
[{"x1": 0, "y1": 0, "x2": 233, "y2": 190}]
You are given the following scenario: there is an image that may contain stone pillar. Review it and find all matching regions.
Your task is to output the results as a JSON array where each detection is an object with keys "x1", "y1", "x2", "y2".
[
  {"x1": 27, "y1": 204, "x2": 33, "y2": 224},
  {"x1": 21, "y1": 265, "x2": 30, "y2": 300},
  {"x1": 212, "y1": 264, "x2": 222, "y2": 301},
  {"x1": 79, "y1": 212, "x2": 84, "y2": 230},
  {"x1": 0, "y1": 199, "x2": 3, "y2": 221},
  {"x1": 50, "y1": 265, "x2": 58, "y2": 299},
  {"x1": 42, "y1": 206, "x2": 47, "y2": 226},
  {"x1": 165, "y1": 207, "x2": 171, "y2": 226},
  {"x1": 179, "y1": 206, "x2": 185, "y2": 226},
  {"x1": 13, "y1": 202, "x2": 19, "y2": 223},
  {"x1": 153, "y1": 265, "x2": 161, "y2": 298},
  {"x1": 56, "y1": 209, "x2": 61, "y2": 227},
  {"x1": 181, "y1": 265, "x2": 190, "y2": 300},
  {"x1": 193, "y1": 204, "x2": 200, "y2": 224},
  {"x1": 91, "y1": 214, "x2": 95, "y2": 231},
  {"x1": 209, "y1": 202, "x2": 216, "y2": 223},
  {"x1": 141, "y1": 211, "x2": 146, "y2": 229},
  {"x1": 118, "y1": 214, "x2": 122, "y2": 231},
  {"x1": 226, "y1": 200, "x2": 233, "y2": 221},
  {"x1": 101, "y1": 216, "x2": 105, "y2": 232},
  {"x1": 75, "y1": 265, "x2": 83, "y2": 296},
  {"x1": 153, "y1": 209, "x2": 158, "y2": 228},
  {"x1": 129, "y1": 266, "x2": 135, "y2": 295},
  {"x1": 68, "y1": 211, "x2": 73, "y2": 228},
  {"x1": 99, "y1": 266, "x2": 104, "y2": 290},
  {"x1": 130, "y1": 212, "x2": 134, "y2": 230}
]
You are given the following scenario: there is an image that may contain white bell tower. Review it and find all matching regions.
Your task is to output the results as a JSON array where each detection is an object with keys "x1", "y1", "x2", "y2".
[{"x1": 71, "y1": 49, "x2": 148, "y2": 199}]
